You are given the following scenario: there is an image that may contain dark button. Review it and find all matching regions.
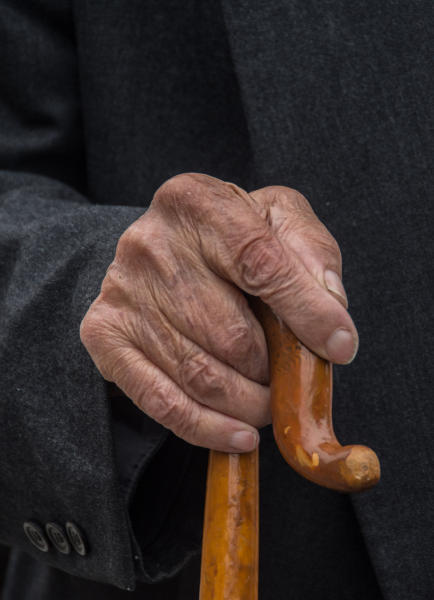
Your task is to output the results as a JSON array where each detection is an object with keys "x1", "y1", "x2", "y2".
[
  {"x1": 23, "y1": 521, "x2": 49, "y2": 552},
  {"x1": 65, "y1": 522, "x2": 88, "y2": 556},
  {"x1": 45, "y1": 522, "x2": 71, "y2": 554}
]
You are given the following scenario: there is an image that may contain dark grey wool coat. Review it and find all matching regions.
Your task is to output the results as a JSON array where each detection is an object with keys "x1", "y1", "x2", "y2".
[{"x1": 0, "y1": 1, "x2": 433, "y2": 599}]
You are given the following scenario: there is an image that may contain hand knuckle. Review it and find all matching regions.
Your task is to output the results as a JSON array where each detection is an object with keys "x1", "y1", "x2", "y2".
[
  {"x1": 263, "y1": 186, "x2": 311, "y2": 211},
  {"x1": 237, "y1": 233, "x2": 286, "y2": 292},
  {"x1": 144, "y1": 383, "x2": 198, "y2": 440},
  {"x1": 262, "y1": 186, "x2": 343, "y2": 272},
  {"x1": 116, "y1": 222, "x2": 144, "y2": 255},
  {"x1": 216, "y1": 321, "x2": 255, "y2": 365},
  {"x1": 151, "y1": 394, "x2": 180, "y2": 426},
  {"x1": 178, "y1": 350, "x2": 225, "y2": 398},
  {"x1": 223, "y1": 181, "x2": 249, "y2": 201},
  {"x1": 114, "y1": 222, "x2": 168, "y2": 288},
  {"x1": 284, "y1": 188, "x2": 312, "y2": 211},
  {"x1": 174, "y1": 403, "x2": 201, "y2": 442},
  {"x1": 153, "y1": 173, "x2": 202, "y2": 211},
  {"x1": 141, "y1": 382, "x2": 179, "y2": 425}
]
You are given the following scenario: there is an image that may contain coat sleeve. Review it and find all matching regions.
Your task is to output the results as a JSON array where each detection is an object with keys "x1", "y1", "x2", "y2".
[{"x1": 0, "y1": 0, "x2": 205, "y2": 590}]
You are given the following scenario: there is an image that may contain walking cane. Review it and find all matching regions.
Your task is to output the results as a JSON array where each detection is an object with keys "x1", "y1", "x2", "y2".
[{"x1": 199, "y1": 298, "x2": 381, "y2": 599}]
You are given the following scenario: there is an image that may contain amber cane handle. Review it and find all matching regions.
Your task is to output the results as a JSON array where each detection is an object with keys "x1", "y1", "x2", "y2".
[
  {"x1": 251, "y1": 298, "x2": 381, "y2": 493},
  {"x1": 199, "y1": 301, "x2": 381, "y2": 600},
  {"x1": 199, "y1": 449, "x2": 259, "y2": 600}
]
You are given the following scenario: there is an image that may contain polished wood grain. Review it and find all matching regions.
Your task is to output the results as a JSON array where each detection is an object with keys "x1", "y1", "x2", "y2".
[
  {"x1": 199, "y1": 449, "x2": 259, "y2": 600},
  {"x1": 199, "y1": 300, "x2": 381, "y2": 599},
  {"x1": 252, "y1": 298, "x2": 381, "y2": 493}
]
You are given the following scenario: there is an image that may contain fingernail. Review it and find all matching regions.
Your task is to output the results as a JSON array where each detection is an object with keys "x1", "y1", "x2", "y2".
[
  {"x1": 324, "y1": 270, "x2": 348, "y2": 308},
  {"x1": 325, "y1": 328, "x2": 359, "y2": 364},
  {"x1": 230, "y1": 431, "x2": 258, "y2": 452}
]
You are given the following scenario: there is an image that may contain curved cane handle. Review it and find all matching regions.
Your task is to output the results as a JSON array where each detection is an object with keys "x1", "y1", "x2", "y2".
[
  {"x1": 199, "y1": 301, "x2": 381, "y2": 600},
  {"x1": 252, "y1": 298, "x2": 381, "y2": 493}
]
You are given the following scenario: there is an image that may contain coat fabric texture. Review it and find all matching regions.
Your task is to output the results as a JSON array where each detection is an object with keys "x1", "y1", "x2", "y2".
[{"x1": 0, "y1": 1, "x2": 433, "y2": 598}]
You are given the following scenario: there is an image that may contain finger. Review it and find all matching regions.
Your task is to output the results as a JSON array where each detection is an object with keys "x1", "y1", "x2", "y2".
[
  {"x1": 105, "y1": 343, "x2": 260, "y2": 453},
  {"x1": 113, "y1": 208, "x2": 269, "y2": 383},
  {"x1": 154, "y1": 173, "x2": 357, "y2": 364},
  {"x1": 249, "y1": 186, "x2": 348, "y2": 307},
  {"x1": 152, "y1": 263, "x2": 269, "y2": 383},
  {"x1": 129, "y1": 303, "x2": 271, "y2": 427}
]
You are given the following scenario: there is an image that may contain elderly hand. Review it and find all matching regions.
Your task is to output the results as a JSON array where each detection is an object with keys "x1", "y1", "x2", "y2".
[{"x1": 80, "y1": 173, "x2": 357, "y2": 453}]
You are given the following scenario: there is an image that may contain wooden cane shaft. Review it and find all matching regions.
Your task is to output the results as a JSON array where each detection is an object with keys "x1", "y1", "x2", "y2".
[
  {"x1": 199, "y1": 300, "x2": 381, "y2": 599},
  {"x1": 199, "y1": 449, "x2": 259, "y2": 600}
]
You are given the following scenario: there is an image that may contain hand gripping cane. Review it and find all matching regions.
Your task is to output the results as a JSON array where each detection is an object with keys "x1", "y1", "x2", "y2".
[{"x1": 199, "y1": 298, "x2": 380, "y2": 600}]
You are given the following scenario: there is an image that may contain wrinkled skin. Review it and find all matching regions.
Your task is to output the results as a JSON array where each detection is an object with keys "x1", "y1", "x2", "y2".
[{"x1": 80, "y1": 173, "x2": 357, "y2": 452}]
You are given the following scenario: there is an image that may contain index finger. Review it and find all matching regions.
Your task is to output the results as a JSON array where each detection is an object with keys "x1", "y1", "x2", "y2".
[{"x1": 154, "y1": 173, "x2": 358, "y2": 364}]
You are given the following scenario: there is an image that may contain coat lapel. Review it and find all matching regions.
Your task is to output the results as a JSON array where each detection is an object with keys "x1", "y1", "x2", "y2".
[{"x1": 221, "y1": 1, "x2": 434, "y2": 598}]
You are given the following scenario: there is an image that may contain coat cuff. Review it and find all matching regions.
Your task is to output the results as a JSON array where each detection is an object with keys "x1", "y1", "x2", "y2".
[{"x1": 110, "y1": 389, "x2": 208, "y2": 584}]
